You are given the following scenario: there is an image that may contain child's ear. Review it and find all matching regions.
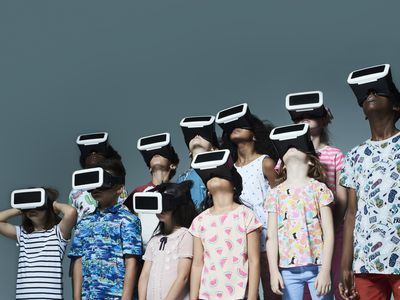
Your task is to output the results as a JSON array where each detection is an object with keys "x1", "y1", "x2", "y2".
[
  {"x1": 116, "y1": 185, "x2": 124, "y2": 195},
  {"x1": 170, "y1": 164, "x2": 177, "y2": 170}
]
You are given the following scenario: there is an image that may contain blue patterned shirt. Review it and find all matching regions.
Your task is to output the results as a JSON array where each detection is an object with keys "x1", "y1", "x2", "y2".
[
  {"x1": 68, "y1": 203, "x2": 142, "y2": 299},
  {"x1": 176, "y1": 168, "x2": 206, "y2": 210}
]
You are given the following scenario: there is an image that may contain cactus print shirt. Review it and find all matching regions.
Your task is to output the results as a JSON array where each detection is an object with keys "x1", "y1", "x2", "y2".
[
  {"x1": 265, "y1": 179, "x2": 334, "y2": 268},
  {"x1": 68, "y1": 203, "x2": 142, "y2": 299},
  {"x1": 340, "y1": 132, "x2": 400, "y2": 275},
  {"x1": 189, "y1": 205, "x2": 261, "y2": 300}
]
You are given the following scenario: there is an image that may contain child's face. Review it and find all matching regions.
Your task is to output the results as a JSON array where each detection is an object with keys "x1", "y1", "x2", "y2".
[
  {"x1": 91, "y1": 185, "x2": 122, "y2": 208},
  {"x1": 206, "y1": 177, "x2": 234, "y2": 194},
  {"x1": 282, "y1": 147, "x2": 308, "y2": 164},
  {"x1": 149, "y1": 155, "x2": 172, "y2": 172},
  {"x1": 229, "y1": 127, "x2": 254, "y2": 143},
  {"x1": 362, "y1": 92, "x2": 398, "y2": 117},
  {"x1": 189, "y1": 135, "x2": 213, "y2": 153},
  {"x1": 156, "y1": 211, "x2": 173, "y2": 224},
  {"x1": 85, "y1": 151, "x2": 106, "y2": 168},
  {"x1": 23, "y1": 209, "x2": 47, "y2": 224}
]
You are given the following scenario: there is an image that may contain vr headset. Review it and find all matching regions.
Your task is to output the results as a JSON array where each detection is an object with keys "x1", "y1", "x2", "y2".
[
  {"x1": 269, "y1": 123, "x2": 316, "y2": 159},
  {"x1": 76, "y1": 132, "x2": 109, "y2": 156},
  {"x1": 347, "y1": 64, "x2": 400, "y2": 106},
  {"x1": 133, "y1": 191, "x2": 186, "y2": 214},
  {"x1": 72, "y1": 167, "x2": 125, "y2": 191},
  {"x1": 137, "y1": 133, "x2": 176, "y2": 167},
  {"x1": 191, "y1": 149, "x2": 242, "y2": 194},
  {"x1": 180, "y1": 115, "x2": 219, "y2": 148},
  {"x1": 286, "y1": 91, "x2": 332, "y2": 121},
  {"x1": 215, "y1": 103, "x2": 253, "y2": 133},
  {"x1": 11, "y1": 188, "x2": 48, "y2": 211}
]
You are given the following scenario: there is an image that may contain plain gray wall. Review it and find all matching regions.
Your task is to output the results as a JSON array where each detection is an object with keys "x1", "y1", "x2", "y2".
[{"x1": 1, "y1": 1, "x2": 399, "y2": 299}]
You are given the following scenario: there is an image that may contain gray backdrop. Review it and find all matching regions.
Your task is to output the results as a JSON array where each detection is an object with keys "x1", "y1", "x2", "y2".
[{"x1": 1, "y1": 1, "x2": 399, "y2": 299}]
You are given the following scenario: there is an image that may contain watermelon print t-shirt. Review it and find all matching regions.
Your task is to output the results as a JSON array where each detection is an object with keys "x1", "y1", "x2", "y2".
[
  {"x1": 265, "y1": 178, "x2": 334, "y2": 268},
  {"x1": 189, "y1": 205, "x2": 261, "y2": 300}
]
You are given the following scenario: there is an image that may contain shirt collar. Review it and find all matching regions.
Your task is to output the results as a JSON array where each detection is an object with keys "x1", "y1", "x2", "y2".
[{"x1": 96, "y1": 203, "x2": 121, "y2": 214}]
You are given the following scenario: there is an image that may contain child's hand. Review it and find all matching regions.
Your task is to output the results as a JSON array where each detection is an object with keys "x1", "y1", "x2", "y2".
[
  {"x1": 270, "y1": 271, "x2": 284, "y2": 295},
  {"x1": 315, "y1": 268, "x2": 331, "y2": 296},
  {"x1": 339, "y1": 270, "x2": 358, "y2": 299}
]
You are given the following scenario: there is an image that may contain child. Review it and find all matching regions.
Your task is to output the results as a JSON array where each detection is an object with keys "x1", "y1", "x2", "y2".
[
  {"x1": 69, "y1": 132, "x2": 127, "y2": 222},
  {"x1": 138, "y1": 181, "x2": 197, "y2": 300},
  {"x1": 217, "y1": 103, "x2": 278, "y2": 299},
  {"x1": 124, "y1": 133, "x2": 180, "y2": 247},
  {"x1": 339, "y1": 64, "x2": 400, "y2": 300},
  {"x1": 0, "y1": 187, "x2": 77, "y2": 299},
  {"x1": 286, "y1": 91, "x2": 347, "y2": 300},
  {"x1": 69, "y1": 158, "x2": 142, "y2": 299},
  {"x1": 189, "y1": 150, "x2": 262, "y2": 300},
  {"x1": 266, "y1": 124, "x2": 334, "y2": 300},
  {"x1": 177, "y1": 115, "x2": 219, "y2": 210}
]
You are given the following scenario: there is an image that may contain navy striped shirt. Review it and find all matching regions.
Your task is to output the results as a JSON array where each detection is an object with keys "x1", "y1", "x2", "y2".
[{"x1": 16, "y1": 225, "x2": 68, "y2": 299}]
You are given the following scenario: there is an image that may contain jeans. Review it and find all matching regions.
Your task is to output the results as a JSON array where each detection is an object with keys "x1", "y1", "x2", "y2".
[{"x1": 280, "y1": 265, "x2": 333, "y2": 300}]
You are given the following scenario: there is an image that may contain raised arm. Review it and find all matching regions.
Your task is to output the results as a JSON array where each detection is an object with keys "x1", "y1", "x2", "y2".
[
  {"x1": 53, "y1": 201, "x2": 77, "y2": 240},
  {"x1": 0, "y1": 208, "x2": 21, "y2": 240},
  {"x1": 263, "y1": 157, "x2": 278, "y2": 188}
]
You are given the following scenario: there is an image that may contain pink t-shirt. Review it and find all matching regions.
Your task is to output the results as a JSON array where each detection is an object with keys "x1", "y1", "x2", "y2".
[
  {"x1": 189, "y1": 205, "x2": 262, "y2": 300},
  {"x1": 265, "y1": 179, "x2": 333, "y2": 268},
  {"x1": 143, "y1": 227, "x2": 193, "y2": 300}
]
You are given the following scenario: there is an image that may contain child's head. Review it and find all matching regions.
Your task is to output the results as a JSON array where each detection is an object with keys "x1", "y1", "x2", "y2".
[
  {"x1": 79, "y1": 144, "x2": 122, "y2": 169},
  {"x1": 295, "y1": 115, "x2": 331, "y2": 145},
  {"x1": 152, "y1": 181, "x2": 197, "y2": 235},
  {"x1": 149, "y1": 151, "x2": 179, "y2": 180},
  {"x1": 278, "y1": 148, "x2": 326, "y2": 183},
  {"x1": 362, "y1": 92, "x2": 400, "y2": 124},
  {"x1": 90, "y1": 158, "x2": 126, "y2": 208},
  {"x1": 221, "y1": 113, "x2": 277, "y2": 161},
  {"x1": 22, "y1": 188, "x2": 61, "y2": 233},
  {"x1": 188, "y1": 135, "x2": 217, "y2": 158}
]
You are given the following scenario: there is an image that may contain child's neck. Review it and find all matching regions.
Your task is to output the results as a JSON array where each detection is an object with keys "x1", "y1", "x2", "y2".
[
  {"x1": 310, "y1": 135, "x2": 326, "y2": 151},
  {"x1": 368, "y1": 115, "x2": 399, "y2": 141},
  {"x1": 285, "y1": 161, "x2": 310, "y2": 188},
  {"x1": 98, "y1": 199, "x2": 118, "y2": 212},
  {"x1": 236, "y1": 142, "x2": 259, "y2": 165},
  {"x1": 210, "y1": 192, "x2": 238, "y2": 214},
  {"x1": 33, "y1": 222, "x2": 46, "y2": 231},
  {"x1": 152, "y1": 169, "x2": 170, "y2": 185}
]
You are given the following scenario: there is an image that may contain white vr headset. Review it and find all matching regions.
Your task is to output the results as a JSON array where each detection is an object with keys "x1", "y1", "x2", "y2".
[
  {"x1": 137, "y1": 133, "x2": 176, "y2": 167},
  {"x1": 72, "y1": 167, "x2": 125, "y2": 191},
  {"x1": 11, "y1": 188, "x2": 47, "y2": 210},
  {"x1": 215, "y1": 103, "x2": 253, "y2": 133},
  {"x1": 285, "y1": 91, "x2": 332, "y2": 121},
  {"x1": 180, "y1": 115, "x2": 219, "y2": 148},
  {"x1": 76, "y1": 132, "x2": 109, "y2": 155}
]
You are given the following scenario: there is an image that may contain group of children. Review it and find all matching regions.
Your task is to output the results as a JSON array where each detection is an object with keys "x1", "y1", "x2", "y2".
[{"x1": 0, "y1": 63, "x2": 399, "y2": 300}]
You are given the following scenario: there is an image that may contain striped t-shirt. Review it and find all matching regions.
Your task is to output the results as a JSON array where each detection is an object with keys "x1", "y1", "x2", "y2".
[
  {"x1": 317, "y1": 145, "x2": 345, "y2": 192},
  {"x1": 15, "y1": 225, "x2": 68, "y2": 299}
]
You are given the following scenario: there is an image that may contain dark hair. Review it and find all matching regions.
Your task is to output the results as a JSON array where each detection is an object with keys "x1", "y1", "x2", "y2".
[
  {"x1": 94, "y1": 158, "x2": 126, "y2": 178},
  {"x1": 152, "y1": 181, "x2": 197, "y2": 236},
  {"x1": 79, "y1": 144, "x2": 122, "y2": 168},
  {"x1": 221, "y1": 113, "x2": 278, "y2": 162},
  {"x1": 166, "y1": 147, "x2": 180, "y2": 180},
  {"x1": 276, "y1": 153, "x2": 327, "y2": 184},
  {"x1": 22, "y1": 188, "x2": 62, "y2": 234}
]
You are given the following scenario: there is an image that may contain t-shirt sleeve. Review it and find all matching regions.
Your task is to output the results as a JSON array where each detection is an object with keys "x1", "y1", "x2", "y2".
[
  {"x1": 121, "y1": 214, "x2": 143, "y2": 256},
  {"x1": 317, "y1": 183, "x2": 334, "y2": 207},
  {"x1": 339, "y1": 150, "x2": 356, "y2": 189},
  {"x1": 188, "y1": 216, "x2": 201, "y2": 238},
  {"x1": 142, "y1": 238, "x2": 154, "y2": 261},
  {"x1": 244, "y1": 207, "x2": 262, "y2": 233},
  {"x1": 178, "y1": 230, "x2": 193, "y2": 258},
  {"x1": 55, "y1": 224, "x2": 69, "y2": 243},
  {"x1": 264, "y1": 188, "x2": 277, "y2": 213},
  {"x1": 335, "y1": 150, "x2": 345, "y2": 173},
  {"x1": 68, "y1": 220, "x2": 84, "y2": 258}
]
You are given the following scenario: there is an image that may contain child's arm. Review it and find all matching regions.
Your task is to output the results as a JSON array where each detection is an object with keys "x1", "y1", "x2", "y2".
[
  {"x1": 247, "y1": 229, "x2": 261, "y2": 300},
  {"x1": 334, "y1": 173, "x2": 348, "y2": 226},
  {"x1": 121, "y1": 255, "x2": 138, "y2": 300},
  {"x1": 263, "y1": 157, "x2": 278, "y2": 188},
  {"x1": 315, "y1": 205, "x2": 334, "y2": 296},
  {"x1": 339, "y1": 188, "x2": 358, "y2": 300},
  {"x1": 138, "y1": 260, "x2": 152, "y2": 300},
  {"x1": 0, "y1": 208, "x2": 21, "y2": 240},
  {"x1": 53, "y1": 201, "x2": 77, "y2": 240},
  {"x1": 266, "y1": 212, "x2": 284, "y2": 296},
  {"x1": 72, "y1": 257, "x2": 83, "y2": 300},
  {"x1": 190, "y1": 236, "x2": 204, "y2": 300},
  {"x1": 164, "y1": 257, "x2": 192, "y2": 300}
]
